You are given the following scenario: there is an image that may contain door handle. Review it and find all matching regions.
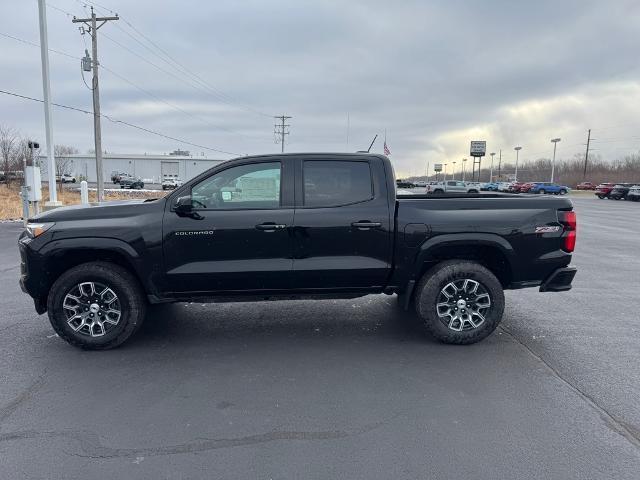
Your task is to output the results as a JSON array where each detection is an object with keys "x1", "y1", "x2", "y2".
[
  {"x1": 351, "y1": 221, "x2": 382, "y2": 229},
  {"x1": 255, "y1": 223, "x2": 287, "y2": 231}
]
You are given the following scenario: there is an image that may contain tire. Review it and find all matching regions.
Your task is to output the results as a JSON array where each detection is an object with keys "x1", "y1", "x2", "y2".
[
  {"x1": 46, "y1": 262, "x2": 146, "y2": 350},
  {"x1": 539, "y1": 189, "x2": 546, "y2": 194},
  {"x1": 414, "y1": 260, "x2": 505, "y2": 345},
  {"x1": 597, "y1": 194, "x2": 604, "y2": 199},
  {"x1": 72, "y1": 178, "x2": 76, "y2": 183},
  {"x1": 559, "y1": 189, "x2": 567, "y2": 195},
  {"x1": 434, "y1": 189, "x2": 444, "y2": 195},
  {"x1": 468, "y1": 189, "x2": 478, "y2": 194}
]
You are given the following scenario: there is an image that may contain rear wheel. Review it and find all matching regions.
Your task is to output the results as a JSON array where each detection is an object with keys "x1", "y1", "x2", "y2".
[
  {"x1": 414, "y1": 261, "x2": 505, "y2": 344},
  {"x1": 597, "y1": 194, "x2": 605, "y2": 199},
  {"x1": 47, "y1": 262, "x2": 146, "y2": 350},
  {"x1": 559, "y1": 189, "x2": 567, "y2": 195}
]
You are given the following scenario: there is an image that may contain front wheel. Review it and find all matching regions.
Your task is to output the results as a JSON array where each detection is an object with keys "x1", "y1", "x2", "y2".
[
  {"x1": 414, "y1": 260, "x2": 505, "y2": 345},
  {"x1": 47, "y1": 262, "x2": 146, "y2": 350},
  {"x1": 539, "y1": 189, "x2": 546, "y2": 194}
]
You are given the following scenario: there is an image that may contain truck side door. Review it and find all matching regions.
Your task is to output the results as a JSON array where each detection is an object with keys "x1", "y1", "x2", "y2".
[
  {"x1": 291, "y1": 156, "x2": 392, "y2": 290},
  {"x1": 162, "y1": 159, "x2": 295, "y2": 294}
]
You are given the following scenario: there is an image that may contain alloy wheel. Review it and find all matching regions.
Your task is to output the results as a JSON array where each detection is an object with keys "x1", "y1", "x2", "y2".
[
  {"x1": 436, "y1": 279, "x2": 491, "y2": 332},
  {"x1": 62, "y1": 282, "x2": 121, "y2": 337}
]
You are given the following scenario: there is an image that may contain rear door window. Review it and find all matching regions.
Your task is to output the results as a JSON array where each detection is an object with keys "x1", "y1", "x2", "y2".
[{"x1": 303, "y1": 161, "x2": 373, "y2": 207}]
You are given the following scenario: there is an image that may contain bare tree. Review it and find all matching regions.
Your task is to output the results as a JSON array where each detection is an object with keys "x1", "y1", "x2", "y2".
[
  {"x1": 53, "y1": 145, "x2": 78, "y2": 176},
  {"x1": 0, "y1": 125, "x2": 18, "y2": 187}
]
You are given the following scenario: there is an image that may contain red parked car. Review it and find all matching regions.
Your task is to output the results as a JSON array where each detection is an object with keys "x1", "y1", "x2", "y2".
[
  {"x1": 577, "y1": 182, "x2": 596, "y2": 190},
  {"x1": 595, "y1": 183, "x2": 615, "y2": 199},
  {"x1": 507, "y1": 182, "x2": 526, "y2": 193},
  {"x1": 519, "y1": 182, "x2": 536, "y2": 193}
]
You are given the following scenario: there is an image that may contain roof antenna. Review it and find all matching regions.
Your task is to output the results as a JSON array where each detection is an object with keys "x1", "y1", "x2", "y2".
[{"x1": 366, "y1": 134, "x2": 378, "y2": 153}]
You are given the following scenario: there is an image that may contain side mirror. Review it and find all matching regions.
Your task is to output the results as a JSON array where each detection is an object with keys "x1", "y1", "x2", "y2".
[{"x1": 174, "y1": 195, "x2": 193, "y2": 216}]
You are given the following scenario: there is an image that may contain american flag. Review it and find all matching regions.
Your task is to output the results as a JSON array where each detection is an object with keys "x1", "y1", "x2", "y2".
[{"x1": 384, "y1": 141, "x2": 391, "y2": 156}]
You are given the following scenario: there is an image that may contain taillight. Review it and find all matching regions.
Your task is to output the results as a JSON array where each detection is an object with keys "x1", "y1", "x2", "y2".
[{"x1": 559, "y1": 210, "x2": 577, "y2": 252}]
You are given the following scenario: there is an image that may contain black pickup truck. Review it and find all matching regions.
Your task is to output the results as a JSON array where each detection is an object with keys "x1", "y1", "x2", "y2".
[{"x1": 19, "y1": 153, "x2": 577, "y2": 349}]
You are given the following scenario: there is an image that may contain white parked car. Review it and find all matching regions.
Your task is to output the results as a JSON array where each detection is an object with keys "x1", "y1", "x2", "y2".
[
  {"x1": 162, "y1": 178, "x2": 183, "y2": 190},
  {"x1": 426, "y1": 180, "x2": 481, "y2": 194},
  {"x1": 628, "y1": 185, "x2": 640, "y2": 201},
  {"x1": 57, "y1": 173, "x2": 76, "y2": 183}
]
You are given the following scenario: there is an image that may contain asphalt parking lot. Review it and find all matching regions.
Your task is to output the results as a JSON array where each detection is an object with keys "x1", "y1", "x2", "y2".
[{"x1": 1, "y1": 195, "x2": 639, "y2": 479}]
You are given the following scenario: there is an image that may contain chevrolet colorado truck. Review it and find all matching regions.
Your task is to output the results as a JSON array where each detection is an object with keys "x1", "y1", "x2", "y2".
[{"x1": 19, "y1": 153, "x2": 577, "y2": 350}]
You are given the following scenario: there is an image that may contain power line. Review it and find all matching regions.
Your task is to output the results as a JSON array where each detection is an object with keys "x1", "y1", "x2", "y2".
[
  {"x1": 74, "y1": 0, "x2": 272, "y2": 119},
  {"x1": 0, "y1": 31, "x2": 78, "y2": 59},
  {"x1": 0, "y1": 88, "x2": 241, "y2": 156},
  {"x1": 0, "y1": 28, "x2": 263, "y2": 142}
]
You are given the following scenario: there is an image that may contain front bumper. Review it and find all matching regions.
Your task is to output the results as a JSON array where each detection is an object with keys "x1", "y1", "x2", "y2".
[{"x1": 539, "y1": 266, "x2": 577, "y2": 292}]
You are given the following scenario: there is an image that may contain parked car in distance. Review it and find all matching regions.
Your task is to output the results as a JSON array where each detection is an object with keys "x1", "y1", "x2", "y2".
[
  {"x1": 162, "y1": 178, "x2": 183, "y2": 190},
  {"x1": 609, "y1": 184, "x2": 631, "y2": 200},
  {"x1": 426, "y1": 180, "x2": 480, "y2": 194},
  {"x1": 507, "y1": 182, "x2": 526, "y2": 193},
  {"x1": 119, "y1": 176, "x2": 145, "y2": 189},
  {"x1": 497, "y1": 182, "x2": 513, "y2": 192},
  {"x1": 529, "y1": 182, "x2": 569, "y2": 195},
  {"x1": 576, "y1": 182, "x2": 596, "y2": 190},
  {"x1": 628, "y1": 185, "x2": 640, "y2": 201},
  {"x1": 56, "y1": 173, "x2": 76, "y2": 183},
  {"x1": 595, "y1": 182, "x2": 616, "y2": 199},
  {"x1": 414, "y1": 180, "x2": 427, "y2": 188},
  {"x1": 519, "y1": 182, "x2": 537, "y2": 193},
  {"x1": 396, "y1": 179, "x2": 415, "y2": 189},
  {"x1": 19, "y1": 152, "x2": 577, "y2": 350},
  {"x1": 110, "y1": 171, "x2": 129, "y2": 184},
  {"x1": 481, "y1": 182, "x2": 499, "y2": 191}
]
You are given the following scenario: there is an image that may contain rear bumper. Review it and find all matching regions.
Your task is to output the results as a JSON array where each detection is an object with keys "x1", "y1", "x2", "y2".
[{"x1": 539, "y1": 266, "x2": 577, "y2": 292}]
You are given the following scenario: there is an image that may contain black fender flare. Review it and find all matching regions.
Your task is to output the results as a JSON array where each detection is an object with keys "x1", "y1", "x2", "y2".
[
  {"x1": 412, "y1": 233, "x2": 515, "y2": 279},
  {"x1": 37, "y1": 237, "x2": 153, "y2": 293}
]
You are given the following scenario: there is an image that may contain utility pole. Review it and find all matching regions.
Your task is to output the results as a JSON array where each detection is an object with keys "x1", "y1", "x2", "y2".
[
  {"x1": 497, "y1": 149, "x2": 502, "y2": 181},
  {"x1": 514, "y1": 146, "x2": 522, "y2": 181},
  {"x1": 274, "y1": 115, "x2": 291, "y2": 153},
  {"x1": 462, "y1": 158, "x2": 467, "y2": 181},
  {"x1": 583, "y1": 129, "x2": 591, "y2": 179},
  {"x1": 550, "y1": 138, "x2": 561, "y2": 182},
  {"x1": 72, "y1": 7, "x2": 119, "y2": 202},
  {"x1": 37, "y1": 0, "x2": 59, "y2": 206},
  {"x1": 489, "y1": 152, "x2": 495, "y2": 182}
]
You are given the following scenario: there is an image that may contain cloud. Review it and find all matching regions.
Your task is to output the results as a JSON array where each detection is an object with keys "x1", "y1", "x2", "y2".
[{"x1": 1, "y1": 0, "x2": 639, "y2": 176}]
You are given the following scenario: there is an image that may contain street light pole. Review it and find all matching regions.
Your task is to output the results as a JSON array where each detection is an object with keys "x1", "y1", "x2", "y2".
[
  {"x1": 462, "y1": 158, "x2": 467, "y2": 181},
  {"x1": 514, "y1": 146, "x2": 522, "y2": 181},
  {"x1": 497, "y1": 149, "x2": 502, "y2": 181},
  {"x1": 452, "y1": 161, "x2": 457, "y2": 180},
  {"x1": 550, "y1": 138, "x2": 561, "y2": 182},
  {"x1": 444, "y1": 163, "x2": 448, "y2": 181},
  {"x1": 489, "y1": 152, "x2": 495, "y2": 182},
  {"x1": 37, "y1": 0, "x2": 59, "y2": 206}
]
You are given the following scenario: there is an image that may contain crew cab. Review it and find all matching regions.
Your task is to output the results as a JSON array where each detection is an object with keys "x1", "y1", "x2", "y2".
[{"x1": 19, "y1": 153, "x2": 577, "y2": 350}]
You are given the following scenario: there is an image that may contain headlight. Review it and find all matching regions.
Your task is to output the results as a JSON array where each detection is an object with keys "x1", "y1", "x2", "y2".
[{"x1": 25, "y1": 222, "x2": 54, "y2": 238}]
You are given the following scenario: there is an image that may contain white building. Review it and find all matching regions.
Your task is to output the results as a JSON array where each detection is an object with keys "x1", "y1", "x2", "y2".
[{"x1": 39, "y1": 152, "x2": 227, "y2": 183}]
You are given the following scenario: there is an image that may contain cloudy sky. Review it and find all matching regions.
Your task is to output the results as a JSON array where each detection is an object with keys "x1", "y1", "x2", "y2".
[{"x1": 1, "y1": 0, "x2": 639, "y2": 176}]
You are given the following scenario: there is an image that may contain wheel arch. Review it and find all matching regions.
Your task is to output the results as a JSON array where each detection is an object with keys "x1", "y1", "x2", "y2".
[
  {"x1": 413, "y1": 234, "x2": 514, "y2": 288},
  {"x1": 37, "y1": 238, "x2": 151, "y2": 305}
]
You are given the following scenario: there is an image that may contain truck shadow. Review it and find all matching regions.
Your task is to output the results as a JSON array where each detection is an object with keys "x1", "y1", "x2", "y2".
[{"x1": 134, "y1": 295, "x2": 435, "y2": 348}]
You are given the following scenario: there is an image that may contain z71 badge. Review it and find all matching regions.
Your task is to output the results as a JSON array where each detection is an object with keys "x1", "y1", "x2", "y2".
[{"x1": 535, "y1": 226, "x2": 560, "y2": 234}]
